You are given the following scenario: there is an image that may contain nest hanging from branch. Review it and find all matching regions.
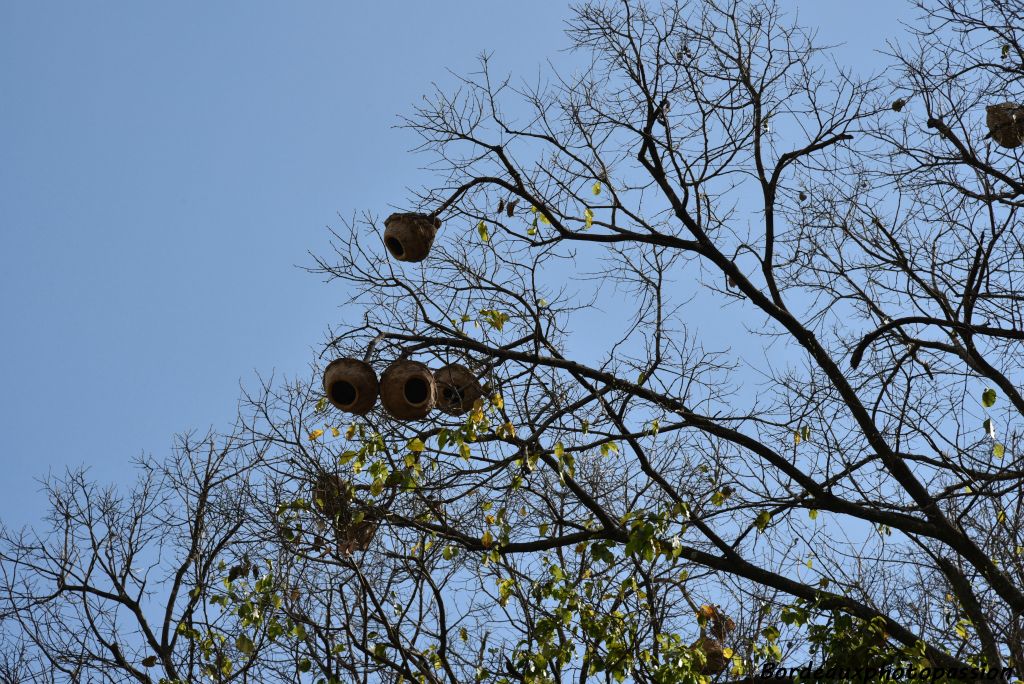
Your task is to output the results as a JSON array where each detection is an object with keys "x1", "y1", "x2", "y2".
[
  {"x1": 433, "y1": 363, "x2": 483, "y2": 415},
  {"x1": 380, "y1": 359, "x2": 436, "y2": 420},
  {"x1": 691, "y1": 636, "x2": 728, "y2": 675},
  {"x1": 382, "y1": 212, "x2": 441, "y2": 262},
  {"x1": 311, "y1": 474, "x2": 378, "y2": 555},
  {"x1": 322, "y1": 358, "x2": 378, "y2": 415},
  {"x1": 689, "y1": 603, "x2": 735, "y2": 675},
  {"x1": 986, "y1": 102, "x2": 1024, "y2": 148}
]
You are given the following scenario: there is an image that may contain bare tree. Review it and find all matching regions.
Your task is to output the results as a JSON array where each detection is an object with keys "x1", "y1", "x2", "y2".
[{"x1": 4, "y1": 0, "x2": 1024, "y2": 682}]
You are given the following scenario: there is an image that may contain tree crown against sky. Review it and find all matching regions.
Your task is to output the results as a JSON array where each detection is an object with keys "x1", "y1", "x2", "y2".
[{"x1": 3, "y1": 0, "x2": 1024, "y2": 682}]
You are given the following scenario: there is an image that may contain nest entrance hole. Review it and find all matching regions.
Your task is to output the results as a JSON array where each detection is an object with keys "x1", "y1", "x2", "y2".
[
  {"x1": 329, "y1": 380, "x2": 358, "y2": 407},
  {"x1": 404, "y1": 377, "x2": 430, "y2": 405},
  {"x1": 385, "y1": 236, "x2": 405, "y2": 258}
]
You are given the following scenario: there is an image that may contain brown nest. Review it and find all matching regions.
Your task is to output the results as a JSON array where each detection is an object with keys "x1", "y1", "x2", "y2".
[
  {"x1": 311, "y1": 474, "x2": 377, "y2": 555},
  {"x1": 433, "y1": 363, "x2": 483, "y2": 415},
  {"x1": 322, "y1": 358, "x2": 378, "y2": 415},
  {"x1": 986, "y1": 102, "x2": 1024, "y2": 148},
  {"x1": 383, "y1": 212, "x2": 441, "y2": 262},
  {"x1": 691, "y1": 636, "x2": 728, "y2": 675},
  {"x1": 380, "y1": 359, "x2": 436, "y2": 420}
]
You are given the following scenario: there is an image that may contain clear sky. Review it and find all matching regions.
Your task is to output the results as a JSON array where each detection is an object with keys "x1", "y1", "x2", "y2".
[{"x1": 0, "y1": 1, "x2": 912, "y2": 528}]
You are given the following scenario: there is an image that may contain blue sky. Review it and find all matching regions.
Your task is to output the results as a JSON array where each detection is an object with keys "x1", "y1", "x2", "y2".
[{"x1": 0, "y1": 1, "x2": 911, "y2": 528}]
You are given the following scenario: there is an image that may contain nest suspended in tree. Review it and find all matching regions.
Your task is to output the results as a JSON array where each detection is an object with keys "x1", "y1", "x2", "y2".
[
  {"x1": 986, "y1": 102, "x2": 1024, "y2": 148},
  {"x1": 691, "y1": 636, "x2": 728, "y2": 675},
  {"x1": 433, "y1": 363, "x2": 483, "y2": 415},
  {"x1": 311, "y1": 473, "x2": 378, "y2": 555},
  {"x1": 380, "y1": 359, "x2": 436, "y2": 420},
  {"x1": 383, "y1": 212, "x2": 441, "y2": 262},
  {"x1": 322, "y1": 358, "x2": 378, "y2": 415}
]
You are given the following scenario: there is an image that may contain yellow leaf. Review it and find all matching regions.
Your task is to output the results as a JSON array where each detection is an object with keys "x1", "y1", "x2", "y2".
[
  {"x1": 491, "y1": 393, "x2": 504, "y2": 409},
  {"x1": 584, "y1": 207, "x2": 593, "y2": 229},
  {"x1": 793, "y1": 431, "x2": 801, "y2": 445},
  {"x1": 538, "y1": 212, "x2": 550, "y2": 225},
  {"x1": 592, "y1": 180, "x2": 602, "y2": 195},
  {"x1": 554, "y1": 442, "x2": 565, "y2": 458},
  {"x1": 408, "y1": 438, "x2": 426, "y2": 453},
  {"x1": 477, "y1": 220, "x2": 489, "y2": 242},
  {"x1": 330, "y1": 426, "x2": 340, "y2": 438},
  {"x1": 481, "y1": 530, "x2": 494, "y2": 548},
  {"x1": 345, "y1": 424, "x2": 357, "y2": 439},
  {"x1": 308, "y1": 429, "x2": 324, "y2": 442}
]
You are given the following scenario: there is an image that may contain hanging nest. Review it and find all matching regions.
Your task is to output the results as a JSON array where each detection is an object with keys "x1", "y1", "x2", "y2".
[
  {"x1": 380, "y1": 359, "x2": 436, "y2": 420},
  {"x1": 322, "y1": 358, "x2": 378, "y2": 415},
  {"x1": 691, "y1": 636, "x2": 728, "y2": 675},
  {"x1": 383, "y1": 212, "x2": 441, "y2": 262},
  {"x1": 433, "y1": 363, "x2": 483, "y2": 415},
  {"x1": 986, "y1": 102, "x2": 1024, "y2": 148},
  {"x1": 311, "y1": 473, "x2": 378, "y2": 555}
]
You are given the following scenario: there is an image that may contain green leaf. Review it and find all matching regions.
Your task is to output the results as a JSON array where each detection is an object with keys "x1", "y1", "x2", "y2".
[
  {"x1": 480, "y1": 309, "x2": 510, "y2": 332},
  {"x1": 407, "y1": 437, "x2": 425, "y2": 453},
  {"x1": 982, "y1": 388, "x2": 997, "y2": 408},
  {"x1": 754, "y1": 511, "x2": 771, "y2": 532},
  {"x1": 298, "y1": 658, "x2": 312, "y2": 672},
  {"x1": 477, "y1": 220, "x2": 489, "y2": 242},
  {"x1": 236, "y1": 634, "x2": 254, "y2": 656}
]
